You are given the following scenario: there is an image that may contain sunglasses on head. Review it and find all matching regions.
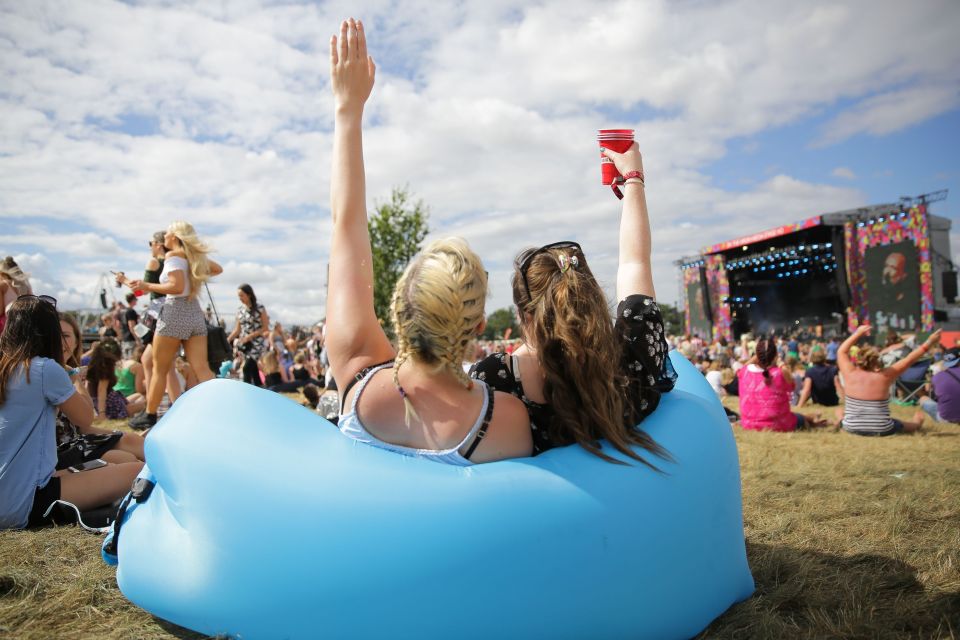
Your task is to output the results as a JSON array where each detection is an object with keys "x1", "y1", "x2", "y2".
[
  {"x1": 18, "y1": 294, "x2": 57, "y2": 309},
  {"x1": 517, "y1": 241, "x2": 582, "y2": 301}
]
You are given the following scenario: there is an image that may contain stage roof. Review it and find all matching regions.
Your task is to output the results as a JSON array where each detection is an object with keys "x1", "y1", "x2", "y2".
[{"x1": 701, "y1": 215, "x2": 822, "y2": 255}]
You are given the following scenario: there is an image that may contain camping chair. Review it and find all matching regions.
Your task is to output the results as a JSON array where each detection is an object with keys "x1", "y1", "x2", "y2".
[{"x1": 894, "y1": 358, "x2": 932, "y2": 405}]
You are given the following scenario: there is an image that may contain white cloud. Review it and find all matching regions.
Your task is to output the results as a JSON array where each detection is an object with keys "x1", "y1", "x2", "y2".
[
  {"x1": 1, "y1": 0, "x2": 958, "y2": 324},
  {"x1": 832, "y1": 167, "x2": 857, "y2": 180},
  {"x1": 815, "y1": 85, "x2": 960, "y2": 147}
]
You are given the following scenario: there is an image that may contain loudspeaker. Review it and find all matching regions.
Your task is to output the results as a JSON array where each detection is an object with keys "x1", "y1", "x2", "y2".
[{"x1": 943, "y1": 271, "x2": 957, "y2": 303}]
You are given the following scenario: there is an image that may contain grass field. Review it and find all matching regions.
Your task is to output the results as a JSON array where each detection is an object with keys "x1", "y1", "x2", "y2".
[{"x1": 1, "y1": 395, "x2": 958, "y2": 639}]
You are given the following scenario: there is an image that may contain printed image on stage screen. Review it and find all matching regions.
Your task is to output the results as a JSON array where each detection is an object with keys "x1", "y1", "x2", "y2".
[
  {"x1": 864, "y1": 239, "x2": 921, "y2": 336},
  {"x1": 686, "y1": 279, "x2": 712, "y2": 338}
]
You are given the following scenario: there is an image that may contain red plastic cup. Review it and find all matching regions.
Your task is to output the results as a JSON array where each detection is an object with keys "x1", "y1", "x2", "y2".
[{"x1": 597, "y1": 129, "x2": 635, "y2": 185}]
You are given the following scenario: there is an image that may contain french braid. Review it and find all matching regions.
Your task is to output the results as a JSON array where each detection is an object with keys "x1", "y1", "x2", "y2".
[{"x1": 390, "y1": 237, "x2": 487, "y2": 425}]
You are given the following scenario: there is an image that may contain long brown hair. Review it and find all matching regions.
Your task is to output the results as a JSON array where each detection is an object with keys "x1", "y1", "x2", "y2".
[
  {"x1": 0, "y1": 297, "x2": 64, "y2": 405},
  {"x1": 59, "y1": 312, "x2": 83, "y2": 367},
  {"x1": 513, "y1": 245, "x2": 666, "y2": 467},
  {"x1": 86, "y1": 338, "x2": 121, "y2": 396}
]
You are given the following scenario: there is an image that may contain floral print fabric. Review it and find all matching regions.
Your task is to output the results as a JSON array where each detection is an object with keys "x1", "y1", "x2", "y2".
[{"x1": 470, "y1": 294, "x2": 676, "y2": 454}]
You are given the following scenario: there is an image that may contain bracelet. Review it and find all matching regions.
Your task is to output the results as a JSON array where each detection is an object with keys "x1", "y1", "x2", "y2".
[{"x1": 611, "y1": 170, "x2": 646, "y2": 199}]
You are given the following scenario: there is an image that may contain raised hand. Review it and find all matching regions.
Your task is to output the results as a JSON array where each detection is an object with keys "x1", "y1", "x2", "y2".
[{"x1": 330, "y1": 18, "x2": 376, "y2": 115}]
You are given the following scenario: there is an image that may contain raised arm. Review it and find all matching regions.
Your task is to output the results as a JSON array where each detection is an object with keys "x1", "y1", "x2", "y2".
[
  {"x1": 886, "y1": 329, "x2": 941, "y2": 378},
  {"x1": 327, "y1": 18, "x2": 394, "y2": 389},
  {"x1": 602, "y1": 143, "x2": 654, "y2": 301},
  {"x1": 837, "y1": 325, "x2": 869, "y2": 376}
]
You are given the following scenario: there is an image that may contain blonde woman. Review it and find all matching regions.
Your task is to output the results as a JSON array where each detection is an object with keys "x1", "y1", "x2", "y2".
[
  {"x1": 838, "y1": 324, "x2": 938, "y2": 436},
  {"x1": 327, "y1": 19, "x2": 531, "y2": 464},
  {"x1": 126, "y1": 222, "x2": 222, "y2": 429}
]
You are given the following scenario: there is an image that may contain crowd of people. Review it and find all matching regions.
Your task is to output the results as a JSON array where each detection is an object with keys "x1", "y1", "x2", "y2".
[
  {"x1": 674, "y1": 327, "x2": 951, "y2": 435},
  {"x1": 0, "y1": 18, "x2": 954, "y2": 532}
]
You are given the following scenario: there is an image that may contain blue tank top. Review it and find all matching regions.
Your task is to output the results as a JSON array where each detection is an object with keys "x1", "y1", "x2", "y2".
[{"x1": 338, "y1": 364, "x2": 492, "y2": 466}]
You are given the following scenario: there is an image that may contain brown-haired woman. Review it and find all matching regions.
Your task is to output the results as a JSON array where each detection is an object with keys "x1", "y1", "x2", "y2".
[
  {"x1": 56, "y1": 313, "x2": 144, "y2": 466},
  {"x1": 470, "y1": 141, "x2": 676, "y2": 465},
  {"x1": 838, "y1": 324, "x2": 937, "y2": 435},
  {"x1": 737, "y1": 337, "x2": 814, "y2": 432},
  {"x1": 0, "y1": 296, "x2": 142, "y2": 530}
]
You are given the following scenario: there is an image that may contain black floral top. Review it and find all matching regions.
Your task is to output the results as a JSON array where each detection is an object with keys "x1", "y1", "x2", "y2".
[
  {"x1": 236, "y1": 303, "x2": 267, "y2": 359},
  {"x1": 469, "y1": 294, "x2": 677, "y2": 455}
]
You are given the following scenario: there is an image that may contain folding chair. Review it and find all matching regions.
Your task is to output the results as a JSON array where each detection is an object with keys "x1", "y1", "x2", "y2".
[{"x1": 894, "y1": 358, "x2": 932, "y2": 405}]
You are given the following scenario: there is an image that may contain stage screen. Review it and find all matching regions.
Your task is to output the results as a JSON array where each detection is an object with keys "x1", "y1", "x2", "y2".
[
  {"x1": 865, "y1": 239, "x2": 921, "y2": 338},
  {"x1": 686, "y1": 279, "x2": 712, "y2": 338}
]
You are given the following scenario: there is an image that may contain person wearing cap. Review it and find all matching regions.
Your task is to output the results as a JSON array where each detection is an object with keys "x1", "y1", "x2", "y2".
[
  {"x1": 124, "y1": 232, "x2": 183, "y2": 422},
  {"x1": 918, "y1": 350, "x2": 960, "y2": 424}
]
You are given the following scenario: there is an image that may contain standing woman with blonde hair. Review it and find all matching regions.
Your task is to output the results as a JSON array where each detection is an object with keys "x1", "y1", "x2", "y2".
[
  {"x1": 126, "y1": 222, "x2": 222, "y2": 429},
  {"x1": 326, "y1": 18, "x2": 531, "y2": 464}
]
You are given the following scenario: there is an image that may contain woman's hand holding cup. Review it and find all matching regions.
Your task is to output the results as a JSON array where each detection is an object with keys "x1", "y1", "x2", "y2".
[{"x1": 600, "y1": 142, "x2": 644, "y2": 182}]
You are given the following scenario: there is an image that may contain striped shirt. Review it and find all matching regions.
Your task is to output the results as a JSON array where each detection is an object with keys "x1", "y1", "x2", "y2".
[{"x1": 842, "y1": 396, "x2": 895, "y2": 435}]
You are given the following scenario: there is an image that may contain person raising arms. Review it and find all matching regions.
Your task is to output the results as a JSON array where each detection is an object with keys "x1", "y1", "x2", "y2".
[
  {"x1": 326, "y1": 18, "x2": 530, "y2": 464},
  {"x1": 470, "y1": 139, "x2": 676, "y2": 464},
  {"x1": 838, "y1": 324, "x2": 937, "y2": 436},
  {"x1": 126, "y1": 222, "x2": 222, "y2": 430}
]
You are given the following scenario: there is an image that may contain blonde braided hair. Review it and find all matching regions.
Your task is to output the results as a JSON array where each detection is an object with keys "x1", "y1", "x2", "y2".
[{"x1": 390, "y1": 237, "x2": 487, "y2": 426}]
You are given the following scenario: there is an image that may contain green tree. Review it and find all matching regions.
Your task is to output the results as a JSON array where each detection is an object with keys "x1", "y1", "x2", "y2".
[
  {"x1": 659, "y1": 302, "x2": 683, "y2": 337},
  {"x1": 368, "y1": 186, "x2": 430, "y2": 332},
  {"x1": 483, "y1": 307, "x2": 518, "y2": 340}
]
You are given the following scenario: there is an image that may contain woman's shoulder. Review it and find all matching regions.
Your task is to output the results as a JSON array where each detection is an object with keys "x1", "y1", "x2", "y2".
[
  {"x1": 483, "y1": 385, "x2": 533, "y2": 459},
  {"x1": 616, "y1": 294, "x2": 661, "y2": 319},
  {"x1": 469, "y1": 352, "x2": 517, "y2": 390},
  {"x1": 145, "y1": 257, "x2": 160, "y2": 270},
  {"x1": 165, "y1": 251, "x2": 187, "y2": 262}
]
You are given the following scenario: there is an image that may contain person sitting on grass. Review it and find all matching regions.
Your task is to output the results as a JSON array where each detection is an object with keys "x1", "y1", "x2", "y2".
[
  {"x1": 56, "y1": 313, "x2": 144, "y2": 469},
  {"x1": 795, "y1": 347, "x2": 841, "y2": 408},
  {"x1": 737, "y1": 337, "x2": 821, "y2": 432},
  {"x1": 0, "y1": 296, "x2": 142, "y2": 530},
  {"x1": 917, "y1": 349, "x2": 960, "y2": 425},
  {"x1": 838, "y1": 324, "x2": 939, "y2": 436},
  {"x1": 85, "y1": 338, "x2": 144, "y2": 420}
]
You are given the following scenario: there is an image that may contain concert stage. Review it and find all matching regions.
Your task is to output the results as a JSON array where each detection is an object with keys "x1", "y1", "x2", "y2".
[{"x1": 677, "y1": 197, "x2": 954, "y2": 342}]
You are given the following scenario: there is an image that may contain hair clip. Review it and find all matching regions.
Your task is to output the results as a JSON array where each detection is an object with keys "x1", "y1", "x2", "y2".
[{"x1": 558, "y1": 254, "x2": 579, "y2": 273}]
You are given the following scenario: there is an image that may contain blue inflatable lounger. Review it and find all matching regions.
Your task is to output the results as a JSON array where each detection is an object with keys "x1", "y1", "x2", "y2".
[{"x1": 103, "y1": 351, "x2": 754, "y2": 639}]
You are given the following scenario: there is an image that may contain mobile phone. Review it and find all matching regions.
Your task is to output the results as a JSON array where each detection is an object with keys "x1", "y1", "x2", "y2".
[{"x1": 68, "y1": 459, "x2": 108, "y2": 473}]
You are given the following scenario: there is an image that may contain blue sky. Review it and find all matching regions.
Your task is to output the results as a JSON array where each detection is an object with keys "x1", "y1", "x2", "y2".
[{"x1": 1, "y1": 0, "x2": 958, "y2": 326}]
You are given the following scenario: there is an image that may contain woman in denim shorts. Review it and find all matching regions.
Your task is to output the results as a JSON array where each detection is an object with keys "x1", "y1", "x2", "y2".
[{"x1": 127, "y1": 221, "x2": 222, "y2": 430}]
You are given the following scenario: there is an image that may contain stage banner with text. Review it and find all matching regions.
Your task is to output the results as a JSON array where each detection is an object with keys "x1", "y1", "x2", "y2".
[{"x1": 844, "y1": 205, "x2": 933, "y2": 335}]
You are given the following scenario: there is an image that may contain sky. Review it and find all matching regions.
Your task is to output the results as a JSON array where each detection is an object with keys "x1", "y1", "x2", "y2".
[{"x1": 2, "y1": 0, "x2": 959, "y2": 327}]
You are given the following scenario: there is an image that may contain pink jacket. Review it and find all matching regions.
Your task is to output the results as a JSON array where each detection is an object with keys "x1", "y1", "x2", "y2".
[{"x1": 737, "y1": 365, "x2": 796, "y2": 432}]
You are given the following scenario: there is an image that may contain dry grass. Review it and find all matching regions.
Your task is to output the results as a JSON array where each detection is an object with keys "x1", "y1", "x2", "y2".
[
  {"x1": 699, "y1": 399, "x2": 960, "y2": 639},
  {"x1": 2, "y1": 395, "x2": 958, "y2": 639}
]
